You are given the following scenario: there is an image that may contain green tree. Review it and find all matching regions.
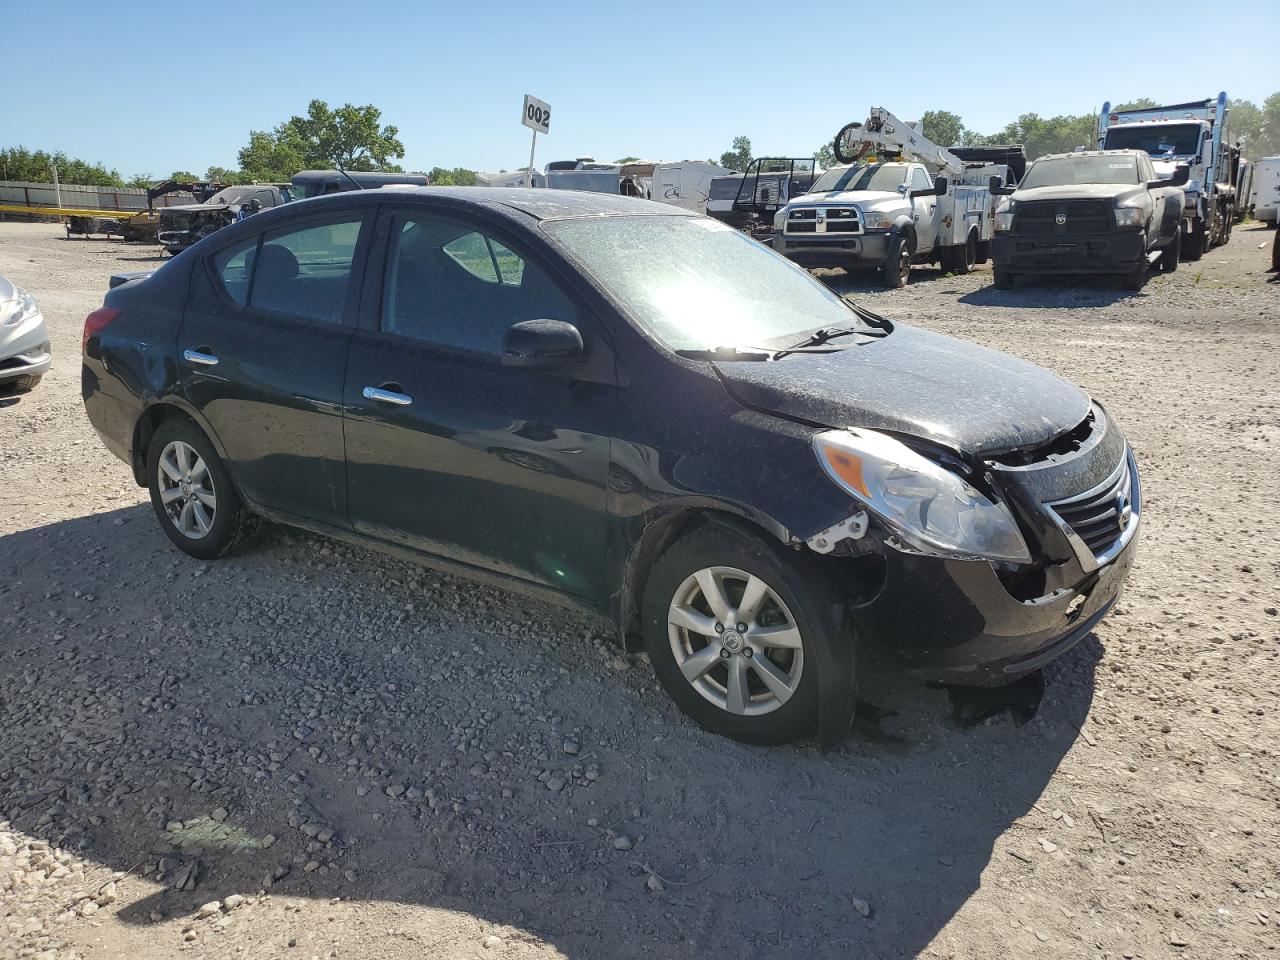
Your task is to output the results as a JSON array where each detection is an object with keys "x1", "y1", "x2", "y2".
[
  {"x1": 813, "y1": 141, "x2": 837, "y2": 169},
  {"x1": 0, "y1": 147, "x2": 123, "y2": 186},
  {"x1": 205, "y1": 166, "x2": 248, "y2": 185},
  {"x1": 1112, "y1": 98, "x2": 1159, "y2": 111},
  {"x1": 988, "y1": 113, "x2": 1097, "y2": 159},
  {"x1": 715, "y1": 135, "x2": 752, "y2": 172},
  {"x1": 236, "y1": 99, "x2": 405, "y2": 181},
  {"x1": 920, "y1": 110, "x2": 965, "y2": 147},
  {"x1": 168, "y1": 170, "x2": 199, "y2": 181},
  {"x1": 126, "y1": 173, "x2": 153, "y2": 188},
  {"x1": 427, "y1": 167, "x2": 478, "y2": 186},
  {"x1": 615, "y1": 156, "x2": 641, "y2": 164},
  {"x1": 1260, "y1": 92, "x2": 1280, "y2": 157}
]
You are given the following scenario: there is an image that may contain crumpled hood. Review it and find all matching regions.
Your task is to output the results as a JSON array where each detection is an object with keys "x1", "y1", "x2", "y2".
[
  {"x1": 159, "y1": 202, "x2": 237, "y2": 217},
  {"x1": 713, "y1": 325, "x2": 1091, "y2": 456}
]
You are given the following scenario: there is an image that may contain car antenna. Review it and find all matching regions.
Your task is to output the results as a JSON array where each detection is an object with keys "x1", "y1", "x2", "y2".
[{"x1": 335, "y1": 164, "x2": 365, "y2": 191}]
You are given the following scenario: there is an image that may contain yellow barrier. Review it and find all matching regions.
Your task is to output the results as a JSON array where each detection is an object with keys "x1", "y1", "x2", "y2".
[{"x1": 0, "y1": 203, "x2": 146, "y2": 219}]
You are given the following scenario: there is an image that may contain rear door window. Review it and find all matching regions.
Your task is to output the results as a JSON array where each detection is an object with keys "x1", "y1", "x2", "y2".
[{"x1": 249, "y1": 218, "x2": 363, "y2": 324}]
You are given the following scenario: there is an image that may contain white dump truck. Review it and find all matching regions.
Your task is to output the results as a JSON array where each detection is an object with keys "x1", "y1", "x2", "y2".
[
  {"x1": 772, "y1": 107, "x2": 1022, "y2": 287},
  {"x1": 1097, "y1": 93, "x2": 1235, "y2": 260}
]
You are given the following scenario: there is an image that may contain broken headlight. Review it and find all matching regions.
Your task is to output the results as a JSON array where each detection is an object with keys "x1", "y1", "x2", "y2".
[{"x1": 813, "y1": 428, "x2": 1031, "y2": 563}]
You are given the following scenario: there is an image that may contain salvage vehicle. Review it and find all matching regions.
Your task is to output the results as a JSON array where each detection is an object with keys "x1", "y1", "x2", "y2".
[
  {"x1": 1250, "y1": 155, "x2": 1280, "y2": 223},
  {"x1": 706, "y1": 158, "x2": 819, "y2": 236},
  {"x1": 990, "y1": 150, "x2": 1187, "y2": 290},
  {"x1": 1098, "y1": 93, "x2": 1234, "y2": 260},
  {"x1": 156, "y1": 184, "x2": 293, "y2": 255},
  {"x1": 82, "y1": 188, "x2": 1140, "y2": 747},
  {"x1": 1, "y1": 276, "x2": 51, "y2": 393},
  {"x1": 773, "y1": 108, "x2": 1020, "y2": 286}
]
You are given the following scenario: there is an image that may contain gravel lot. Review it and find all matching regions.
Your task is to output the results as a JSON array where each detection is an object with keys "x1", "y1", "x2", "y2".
[{"x1": 1, "y1": 220, "x2": 1277, "y2": 960}]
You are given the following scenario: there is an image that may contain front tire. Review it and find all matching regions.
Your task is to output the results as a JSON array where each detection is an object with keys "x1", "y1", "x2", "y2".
[
  {"x1": 147, "y1": 419, "x2": 257, "y2": 560},
  {"x1": 3, "y1": 374, "x2": 42, "y2": 393},
  {"x1": 882, "y1": 235, "x2": 910, "y2": 288},
  {"x1": 1122, "y1": 261, "x2": 1147, "y2": 291},
  {"x1": 1182, "y1": 220, "x2": 1205, "y2": 261},
  {"x1": 642, "y1": 525, "x2": 830, "y2": 745},
  {"x1": 1158, "y1": 228, "x2": 1181, "y2": 272},
  {"x1": 993, "y1": 267, "x2": 1016, "y2": 289}
]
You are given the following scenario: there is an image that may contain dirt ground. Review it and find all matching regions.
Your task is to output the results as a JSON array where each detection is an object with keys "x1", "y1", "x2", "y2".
[{"x1": 1, "y1": 220, "x2": 1277, "y2": 960}]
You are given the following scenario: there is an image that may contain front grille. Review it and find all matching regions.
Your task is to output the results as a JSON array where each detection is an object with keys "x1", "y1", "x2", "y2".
[
  {"x1": 785, "y1": 206, "x2": 861, "y2": 236},
  {"x1": 788, "y1": 209, "x2": 816, "y2": 220},
  {"x1": 1047, "y1": 457, "x2": 1133, "y2": 557},
  {"x1": 1015, "y1": 200, "x2": 1114, "y2": 237},
  {"x1": 788, "y1": 222, "x2": 816, "y2": 233}
]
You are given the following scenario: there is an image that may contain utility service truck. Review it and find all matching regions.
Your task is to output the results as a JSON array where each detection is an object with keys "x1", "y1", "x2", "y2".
[
  {"x1": 1097, "y1": 93, "x2": 1235, "y2": 260},
  {"x1": 772, "y1": 108, "x2": 1022, "y2": 287}
]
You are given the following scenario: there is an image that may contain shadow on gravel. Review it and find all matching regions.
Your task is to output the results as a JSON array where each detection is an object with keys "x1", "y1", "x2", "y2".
[
  {"x1": 960, "y1": 276, "x2": 1146, "y2": 309},
  {"x1": 0, "y1": 505, "x2": 1100, "y2": 959}
]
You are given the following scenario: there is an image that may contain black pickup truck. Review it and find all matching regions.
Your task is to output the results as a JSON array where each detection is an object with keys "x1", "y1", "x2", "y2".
[
  {"x1": 990, "y1": 150, "x2": 1187, "y2": 290},
  {"x1": 156, "y1": 184, "x2": 293, "y2": 255}
]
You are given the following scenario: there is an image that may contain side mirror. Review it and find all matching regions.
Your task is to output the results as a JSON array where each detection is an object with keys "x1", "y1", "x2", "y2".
[
  {"x1": 501, "y1": 319, "x2": 584, "y2": 369},
  {"x1": 933, "y1": 176, "x2": 949, "y2": 195},
  {"x1": 989, "y1": 175, "x2": 1015, "y2": 195},
  {"x1": 249, "y1": 198, "x2": 263, "y2": 212},
  {"x1": 896, "y1": 182, "x2": 909, "y2": 195}
]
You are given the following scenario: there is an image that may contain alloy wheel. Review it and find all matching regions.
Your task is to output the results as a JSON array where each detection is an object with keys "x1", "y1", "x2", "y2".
[
  {"x1": 667, "y1": 566, "x2": 804, "y2": 717},
  {"x1": 156, "y1": 440, "x2": 217, "y2": 540}
]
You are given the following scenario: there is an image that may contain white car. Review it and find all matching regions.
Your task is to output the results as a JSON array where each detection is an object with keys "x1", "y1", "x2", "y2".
[{"x1": 1, "y1": 277, "x2": 51, "y2": 393}]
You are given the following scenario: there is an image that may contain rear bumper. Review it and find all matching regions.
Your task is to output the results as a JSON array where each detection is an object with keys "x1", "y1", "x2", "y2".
[
  {"x1": 992, "y1": 231, "x2": 1145, "y2": 274},
  {"x1": 774, "y1": 231, "x2": 891, "y2": 267}
]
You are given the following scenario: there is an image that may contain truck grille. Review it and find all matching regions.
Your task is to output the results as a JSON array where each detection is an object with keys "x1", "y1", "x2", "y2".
[
  {"x1": 1046, "y1": 456, "x2": 1134, "y2": 557},
  {"x1": 785, "y1": 207, "x2": 861, "y2": 235},
  {"x1": 1015, "y1": 200, "x2": 1113, "y2": 237}
]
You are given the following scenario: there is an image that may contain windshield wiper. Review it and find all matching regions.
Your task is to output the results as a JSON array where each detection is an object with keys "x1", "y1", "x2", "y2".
[{"x1": 769, "y1": 327, "x2": 862, "y2": 360}]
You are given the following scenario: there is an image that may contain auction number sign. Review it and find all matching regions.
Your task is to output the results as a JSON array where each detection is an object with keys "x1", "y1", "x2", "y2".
[{"x1": 522, "y1": 95, "x2": 551, "y2": 135}]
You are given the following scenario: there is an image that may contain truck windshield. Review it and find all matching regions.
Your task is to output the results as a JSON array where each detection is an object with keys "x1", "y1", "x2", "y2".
[
  {"x1": 205, "y1": 187, "x2": 257, "y2": 205},
  {"x1": 1103, "y1": 124, "x2": 1201, "y2": 157},
  {"x1": 809, "y1": 163, "x2": 909, "y2": 193},
  {"x1": 543, "y1": 216, "x2": 867, "y2": 352},
  {"x1": 1021, "y1": 157, "x2": 1139, "y2": 188}
]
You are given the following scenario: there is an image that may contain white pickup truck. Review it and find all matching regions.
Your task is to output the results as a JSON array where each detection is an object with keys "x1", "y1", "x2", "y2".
[{"x1": 771, "y1": 108, "x2": 1020, "y2": 286}]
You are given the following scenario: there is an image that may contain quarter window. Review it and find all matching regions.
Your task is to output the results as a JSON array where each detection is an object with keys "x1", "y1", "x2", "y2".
[
  {"x1": 213, "y1": 236, "x2": 256, "y2": 306},
  {"x1": 248, "y1": 218, "x2": 363, "y2": 324},
  {"x1": 382, "y1": 215, "x2": 575, "y2": 354}
]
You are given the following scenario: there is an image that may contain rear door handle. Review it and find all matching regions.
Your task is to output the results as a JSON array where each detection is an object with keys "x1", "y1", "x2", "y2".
[
  {"x1": 362, "y1": 385, "x2": 413, "y2": 406},
  {"x1": 183, "y1": 349, "x2": 219, "y2": 366}
]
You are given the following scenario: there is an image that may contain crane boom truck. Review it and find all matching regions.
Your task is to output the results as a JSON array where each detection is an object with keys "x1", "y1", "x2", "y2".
[
  {"x1": 1097, "y1": 93, "x2": 1235, "y2": 260},
  {"x1": 772, "y1": 107, "x2": 1021, "y2": 287}
]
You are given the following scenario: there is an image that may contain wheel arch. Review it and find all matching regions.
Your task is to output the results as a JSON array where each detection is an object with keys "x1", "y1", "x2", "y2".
[
  {"x1": 617, "y1": 506, "x2": 792, "y2": 653},
  {"x1": 131, "y1": 399, "x2": 230, "y2": 488}
]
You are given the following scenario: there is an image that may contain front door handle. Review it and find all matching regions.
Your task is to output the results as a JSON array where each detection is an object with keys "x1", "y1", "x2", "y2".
[
  {"x1": 183, "y1": 349, "x2": 219, "y2": 367},
  {"x1": 362, "y1": 385, "x2": 413, "y2": 406}
]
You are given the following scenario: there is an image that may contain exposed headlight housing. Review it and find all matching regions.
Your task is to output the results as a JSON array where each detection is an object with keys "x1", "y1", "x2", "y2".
[
  {"x1": 3, "y1": 287, "x2": 39, "y2": 327},
  {"x1": 994, "y1": 211, "x2": 1016, "y2": 232},
  {"x1": 1113, "y1": 207, "x2": 1145, "y2": 229},
  {"x1": 813, "y1": 428, "x2": 1032, "y2": 563}
]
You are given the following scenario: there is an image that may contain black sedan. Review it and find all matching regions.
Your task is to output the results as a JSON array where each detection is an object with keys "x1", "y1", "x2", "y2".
[{"x1": 82, "y1": 188, "x2": 1140, "y2": 747}]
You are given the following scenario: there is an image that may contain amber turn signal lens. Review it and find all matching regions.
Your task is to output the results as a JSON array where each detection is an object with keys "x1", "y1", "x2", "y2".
[{"x1": 822, "y1": 446, "x2": 868, "y2": 497}]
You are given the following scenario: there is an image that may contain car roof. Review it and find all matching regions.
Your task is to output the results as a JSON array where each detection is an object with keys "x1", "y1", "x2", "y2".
[{"x1": 293, "y1": 186, "x2": 698, "y2": 223}]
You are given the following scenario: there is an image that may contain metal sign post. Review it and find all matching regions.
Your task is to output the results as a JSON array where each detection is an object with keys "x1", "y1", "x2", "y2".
[{"x1": 522, "y1": 94, "x2": 551, "y2": 187}]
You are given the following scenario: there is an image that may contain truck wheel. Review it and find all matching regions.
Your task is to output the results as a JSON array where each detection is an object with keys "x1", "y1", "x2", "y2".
[
  {"x1": 882, "y1": 236, "x2": 910, "y2": 288},
  {"x1": 949, "y1": 231, "x2": 978, "y2": 275},
  {"x1": 1122, "y1": 262, "x2": 1147, "y2": 291},
  {"x1": 1158, "y1": 229, "x2": 1181, "y2": 272},
  {"x1": 993, "y1": 268, "x2": 1016, "y2": 289},
  {"x1": 974, "y1": 240, "x2": 991, "y2": 265},
  {"x1": 1182, "y1": 221, "x2": 1204, "y2": 261}
]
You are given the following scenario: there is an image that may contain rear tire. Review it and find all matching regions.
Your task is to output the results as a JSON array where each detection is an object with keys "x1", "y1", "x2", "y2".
[
  {"x1": 882, "y1": 235, "x2": 910, "y2": 288},
  {"x1": 949, "y1": 231, "x2": 977, "y2": 275},
  {"x1": 1182, "y1": 221, "x2": 1204, "y2": 261},
  {"x1": 642, "y1": 524, "x2": 831, "y2": 745},
  {"x1": 146, "y1": 419, "x2": 257, "y2": 561},
  {"x1": 974, "y1": 240, "x2": 991, "y2": 265}
]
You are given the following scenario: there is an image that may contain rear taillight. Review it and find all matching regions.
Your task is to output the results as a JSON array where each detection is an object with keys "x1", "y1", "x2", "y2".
[{"x1": 82, "y1": 307, "x2": 120, "y2": 353}]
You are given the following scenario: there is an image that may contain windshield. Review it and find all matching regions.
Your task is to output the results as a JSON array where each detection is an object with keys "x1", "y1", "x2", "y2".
[
  {"x1": 544, "y1": 216, "x2": 865, "y2": 352},
  {"x1": 205, "y1": 186, "x2": 257, "y2": 205},
  {"x1": 809, "y1": 163, "x2": 908, "y2": 193},
  {"x1": 1103, "y1": 123, "x2": 1201, "y2": 157},
  {"x1": 1021, "y1": 156, "x2": 1139, "y2": 188}
]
